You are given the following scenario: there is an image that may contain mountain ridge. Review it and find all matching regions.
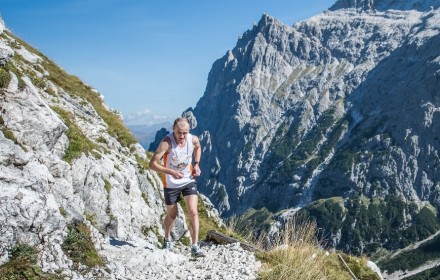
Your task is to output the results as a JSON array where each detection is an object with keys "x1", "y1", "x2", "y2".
[
  {"x1": 189, "y1": 0, "x2": 440, "y2": 270},
  {"x1": 329, "y1": 0, "x2": 440, "y2": 11}
]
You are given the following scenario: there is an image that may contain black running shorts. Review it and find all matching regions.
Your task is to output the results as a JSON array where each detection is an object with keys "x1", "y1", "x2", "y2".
[{"x1": 164, "y1": 182, "x2": 198, "y2": 205}]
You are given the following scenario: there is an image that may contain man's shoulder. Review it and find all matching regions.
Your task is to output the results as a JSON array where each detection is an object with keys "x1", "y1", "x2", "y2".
[
  {"x1": 163, "y1": 134, "x2": 172, "y2": 142},
  {"x1": 158, "y1": 135, "x2": 172, "y2": 150},
  {"x1": 191, "y1": 134, "x2": 200, "y2": 144}
]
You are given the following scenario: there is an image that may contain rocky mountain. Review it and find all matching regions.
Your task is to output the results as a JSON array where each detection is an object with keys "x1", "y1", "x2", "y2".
[
  {"x1": 0, "y1": 19, "x2": 261, "y2": 279},
  {"x1": 190, "y1": 0, "x2": 440, "y2": 270}
]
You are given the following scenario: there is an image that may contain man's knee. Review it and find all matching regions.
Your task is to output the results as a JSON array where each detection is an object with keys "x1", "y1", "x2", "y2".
[
  {"x1": 166, "y1": 212, "x2": 178, "y2": 220},
  {"x1": 165, "y1": 205, "x2": 178, "y2": 220},
  {"x1": 187, "y1": 208, "x2": 198, "y2": 220}
]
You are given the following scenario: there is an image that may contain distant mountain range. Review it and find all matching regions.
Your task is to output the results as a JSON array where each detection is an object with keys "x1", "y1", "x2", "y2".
[{"x1": 127, "y1": 122, "x2": 171, "y2": 150}]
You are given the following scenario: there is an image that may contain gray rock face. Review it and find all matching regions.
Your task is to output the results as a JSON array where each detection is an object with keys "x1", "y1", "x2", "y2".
[
  {"x1": 0, "y1": 26, "x2": 163, "y2": 276},
  {"x1": 191, "y1": 0, "x2": 440, "y2": 254}
]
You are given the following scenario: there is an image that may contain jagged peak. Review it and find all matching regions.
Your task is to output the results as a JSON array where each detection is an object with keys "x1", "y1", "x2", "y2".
[
  {"x1": 256, "y1": 13, "x2": 291, "y2": 32},
  {"x1": 258, "y1": 13, "x2": 281, "y2": 27},
  {"x1": 235, "y1": 13, "x2": 288, "y2": 48},
  {"x1": 329, "y1": 0, "x2": 440, "y2": 12}
]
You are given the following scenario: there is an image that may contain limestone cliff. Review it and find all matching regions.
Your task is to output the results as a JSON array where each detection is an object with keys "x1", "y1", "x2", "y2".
[{"x1": 190, "y1": 0, "x2": 440, "y2": 261}]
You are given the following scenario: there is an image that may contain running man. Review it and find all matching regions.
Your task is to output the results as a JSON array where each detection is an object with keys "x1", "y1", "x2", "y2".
[{"x1": 149, "y1": 117, "x2": 205, "y2": 257}]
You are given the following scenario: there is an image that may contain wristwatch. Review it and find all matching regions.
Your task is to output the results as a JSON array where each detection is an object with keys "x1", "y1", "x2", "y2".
[{"x1": 194, "y1": 161, "x2": 200, "y2": 165}]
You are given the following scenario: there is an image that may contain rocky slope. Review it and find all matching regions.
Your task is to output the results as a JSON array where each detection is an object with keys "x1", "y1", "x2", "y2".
[
  {"x1": 190, "y1": 0, "x2": 440, "y2": 266},
  {"x1": 0, "y1": 19, "x2": 261, "y2": 279}
]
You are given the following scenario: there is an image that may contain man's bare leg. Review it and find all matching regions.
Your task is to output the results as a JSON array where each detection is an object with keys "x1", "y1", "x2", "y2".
[
  {"x1": 164, "y1": 204, "x2": 178, "y2": 241},
  {"x1": 183, "y1": 194, "x2": 199, "y2": 245}
]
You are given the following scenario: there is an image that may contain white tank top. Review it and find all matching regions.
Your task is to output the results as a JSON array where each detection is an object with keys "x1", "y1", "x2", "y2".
[{"x1": 162, "y1": 132, "x2": 195, "y2": 188}]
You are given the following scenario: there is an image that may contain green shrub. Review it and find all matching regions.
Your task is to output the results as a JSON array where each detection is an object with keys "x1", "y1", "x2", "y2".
[
  {"x1": 31, "y1": 75, "x2": 46, "y2": 89},
  {"x1": 97, "y1": 135, "x2": 107, "y2": 144},
  {"x1": 141, "y1": 192, "x2": 149, "y2": 205},
  {"x1": 0, "y1": 243, "x2": 62, "y2": 279},
  {"x1": 84, "y1": 213, "x2": 97, "y2": 227},
  {"x1": 46, "y1": 86, "x2": 56, "y2": 96},
  {"x1": 1, "y1": 125, "x2": 17, "y2": 144},
  {"x1": 104, "y1": 179, "x2": 112, "y2": 194},
  {"x1": 0, "y1": 116, "x2": 28, "y2": 152},
  {"x1": 51, "y1": 106, "x2": 98, "y2": 163},
  {"x1": 59, "y1": 207, "x2": 67, "y2": 217},
  {"x1": 4, "y1": 60, "x2": 26, "y2": 90},
  {"x1": 62, "y1": 223, "x2": 105, "y2": 270},
  {"x1": 142, "y1": 225, "x2": 163, "y2": 244},
  {"x1": 0, "y1": 67, "x2": 11, "y2": 88},
  {"x1": 135, "y1": 154, "x2": 150, "y2": 173}
]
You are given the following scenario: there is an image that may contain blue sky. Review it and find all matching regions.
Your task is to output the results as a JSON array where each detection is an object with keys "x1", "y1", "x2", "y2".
[{"x1": 0, "y1": 0, "x2": 336, "y2": 126}]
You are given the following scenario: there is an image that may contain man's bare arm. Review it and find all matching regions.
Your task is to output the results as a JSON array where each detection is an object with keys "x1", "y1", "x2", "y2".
[{"x1": 192, "y1": 135, "x2": 201, "y2": 177}]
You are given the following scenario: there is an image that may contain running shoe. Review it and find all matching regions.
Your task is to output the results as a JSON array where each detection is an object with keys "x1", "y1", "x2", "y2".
[
  {"x1": 163, "y1": 239, "x2": 174, "y2": 250},
  {"x1": 191, "y1": 245, "x2": 205, "y2": 258}
]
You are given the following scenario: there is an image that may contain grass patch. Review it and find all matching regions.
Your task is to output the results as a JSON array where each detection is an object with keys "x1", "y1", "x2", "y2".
[
  {"x1": 46, "y1": 86, "x2": 56, "y2": 96},
  {"x1": 255, "y1": 218, "x2": 380, "y2": 280},
  {"x1": 0, "y1": 243, "x2": 63, "y2": 279},
  {"x1": 0, "y1": 67, "x2": 11, "y2": 88},
  {"x1": 141, "y1": 192, "x2": 149, "y2": 206},
  {"x1": 84, "y1": 212, "x2": 97, "y2": 228},
  {"x1": 51, "y1": 106, "x2": 98, "y2": 163},
  {"x1": 142, "y1": 225, "x2": 163, "y2": 245},
  {"x1": 3, "y1": 60, "x2": 26, "y2": 90},
  {"x1": 0, "y1": 116, "x2": 28, "y2": 152},
  {"x1": 97, "y1": 135, "x2": 107, "y2": 144},
  {"x1": 59, "y1": 207, "x2": 67, "y2": 217},
  {"x1": 62, "y1": 223, "x2": 105, "y2": 271},
  {"x1": 104, "y1": 180, "x2": 112, "y2": 214},
  {"x1": 134, "y1": 154, "x2": 150, "y2": 174},
  {"x1": 30, "y1": 74, "x2": 46, "y2": 89},
  {"x1": 1, "y1": 125, "x2": 18, "y2": 144},
  {"x1": 104, "y1": 179, "x2": 111, "y2": 194}
]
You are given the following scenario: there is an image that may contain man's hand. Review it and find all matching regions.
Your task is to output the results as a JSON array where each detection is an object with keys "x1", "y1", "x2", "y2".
[
  {"x1": 171, "y1": 170, "x2": 184, "y2": 179},
  {"x1": 192, "y1": 165, "x2": 201, "y2": 177}
]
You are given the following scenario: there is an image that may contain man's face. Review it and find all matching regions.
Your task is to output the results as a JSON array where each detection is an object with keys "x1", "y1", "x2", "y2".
[{"x1": 173, "y1": 122, "x2": 190, "y2": 144}]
